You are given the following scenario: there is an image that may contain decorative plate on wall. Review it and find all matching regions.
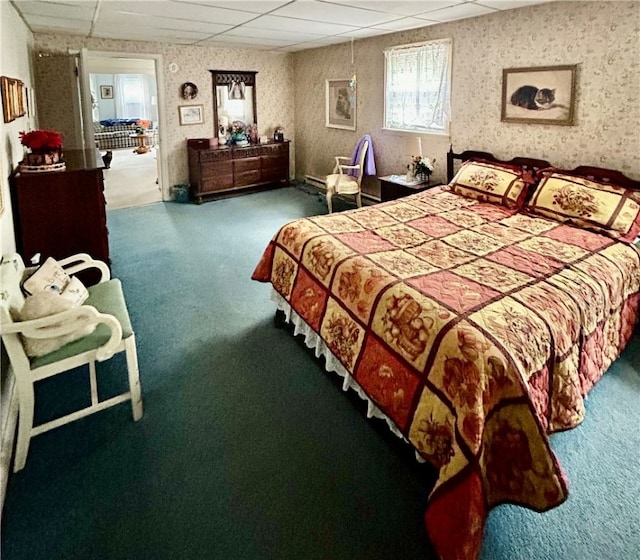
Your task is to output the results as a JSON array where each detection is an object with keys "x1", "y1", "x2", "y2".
[{"x1": 181, "y1": 82, "x2": 198, "y2": 100}]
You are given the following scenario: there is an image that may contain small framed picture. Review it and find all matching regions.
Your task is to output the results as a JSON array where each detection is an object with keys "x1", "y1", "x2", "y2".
[
  {"x1": 179, "y1": 104, "x2": 204, "y2": 126},
  {"x1": 501, "y1": 65, "x2": 577, "y2": 125},
  {"x1": 100, "y1": 85, "x2": 114, "y2": 99},
  {"x1": 326, "y1": 79, "x2": 356, "y2": 130}
]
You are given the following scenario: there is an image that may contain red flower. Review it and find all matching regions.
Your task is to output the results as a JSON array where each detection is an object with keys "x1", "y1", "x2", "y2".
[{"x1": 19, "y1": 129, "x2": 63, "y2": 150}]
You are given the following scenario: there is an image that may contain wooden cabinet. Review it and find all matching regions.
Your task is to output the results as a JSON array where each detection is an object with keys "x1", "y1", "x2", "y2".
[
  {"x1": 10, "y1": 150, "x2": 109, "y2": 282},
  {"x1": 379, "y1": 175, "x2": 442, "y2": 202},
  {"x1": 188, "y1": 141, "x2": 289, "y2": 203}
]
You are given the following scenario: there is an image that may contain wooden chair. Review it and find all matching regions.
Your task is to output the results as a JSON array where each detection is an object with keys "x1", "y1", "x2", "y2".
[
  {"x1": 325, "y1": 139, "x2": 369, "y2": 213},
  {"x1": 0, "y1": 253, "x2": 143, "y2": 472}
]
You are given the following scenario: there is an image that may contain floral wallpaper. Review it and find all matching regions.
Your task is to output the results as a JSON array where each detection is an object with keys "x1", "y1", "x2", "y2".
[
  {"x1": 33, "y1": 35, "x2": 295, "y2": 190},
  {"x1": 31, "y1": 1, "x2": 639, "y2": 201},
  {"x1": 294, "y1": 0, "x2": 640, "y2": 196}
]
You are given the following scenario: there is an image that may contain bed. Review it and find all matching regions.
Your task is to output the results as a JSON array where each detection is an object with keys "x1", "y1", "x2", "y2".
[{"x1": 251, "y1": 148, "x2": 640, "y2": 560}]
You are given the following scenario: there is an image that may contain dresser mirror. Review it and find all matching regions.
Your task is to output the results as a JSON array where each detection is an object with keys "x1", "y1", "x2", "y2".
[{"x1": 211, "y1": 70, "x2": 257, "y2": 137}]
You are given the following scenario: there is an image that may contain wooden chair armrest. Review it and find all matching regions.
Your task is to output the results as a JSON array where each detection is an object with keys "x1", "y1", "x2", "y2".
[
  {"x1": 58, "y1": 253, "x2": 111, "y2": 283},
  {"x1": 1, "y1": 305, "x2": 123, "y2": 361},
  {"x1": 337, "y1": 163, "x2": 360, "y2": 174}
]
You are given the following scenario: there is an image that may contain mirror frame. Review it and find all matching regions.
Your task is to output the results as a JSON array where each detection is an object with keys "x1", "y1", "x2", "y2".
[{"x1": 210, "y1": 70, "x2": 258, "y2": 136}]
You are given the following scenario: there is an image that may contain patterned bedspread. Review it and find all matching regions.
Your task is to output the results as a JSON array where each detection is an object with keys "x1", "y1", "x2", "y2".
[{"x1": 252, "y1": 187, "x2": 640, "y2": 560}]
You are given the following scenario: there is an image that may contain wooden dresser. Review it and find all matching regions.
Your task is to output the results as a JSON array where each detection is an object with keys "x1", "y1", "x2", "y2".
[
  {"x1": 188, "y1": 141, "x2": 289, "y2": 203},
  {"x1": 9, "y1": 149, "x2": 109, "y2": 279}
]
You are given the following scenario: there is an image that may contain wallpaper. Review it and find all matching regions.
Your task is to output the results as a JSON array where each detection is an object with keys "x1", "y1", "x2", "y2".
[
  {"x1": 294, "y1": 0, "x2": 640, "y2": 195},
  {"x1": 32, "y1": 35, "x2": 295, "y2": 190},
  {"x1": 31, "y1": 1, "x2": 640, "y2": 201},
  {"x1": 0, "y1": 0, "x2": 36, "y2": 255}
]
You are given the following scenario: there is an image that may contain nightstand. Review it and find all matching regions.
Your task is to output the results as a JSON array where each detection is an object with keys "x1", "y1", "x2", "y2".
[{"x1": 379, "y1": 175, "x2": 442, "y2": 201}]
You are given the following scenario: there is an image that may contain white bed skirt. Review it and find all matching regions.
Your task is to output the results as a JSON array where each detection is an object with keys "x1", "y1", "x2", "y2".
[{"x1": 271, "y1": 289, "x2": 425, "y2": 463}]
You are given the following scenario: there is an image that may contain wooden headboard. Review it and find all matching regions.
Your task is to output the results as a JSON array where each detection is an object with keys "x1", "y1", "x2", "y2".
[
  {"x1": 446, "y1": 146, "x2": 640, "y2": 191},
  {"x1": 446, "y1": 146, "x2": 552, "y2": 182}
]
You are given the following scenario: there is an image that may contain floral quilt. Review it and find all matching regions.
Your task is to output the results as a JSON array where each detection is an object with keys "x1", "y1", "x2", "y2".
[{"x1": 252, "y1": 187, "x2": 640, "y2": 560}]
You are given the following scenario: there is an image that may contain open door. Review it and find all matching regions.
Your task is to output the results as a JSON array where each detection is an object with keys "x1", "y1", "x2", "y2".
[{"x1": 77, "y1": 48, "x2": 97, "y2": 165}]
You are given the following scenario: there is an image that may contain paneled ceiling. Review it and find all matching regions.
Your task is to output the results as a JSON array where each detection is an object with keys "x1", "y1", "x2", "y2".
[{"x1": 13, "y1": 0, "x2": 552, "y2": 52}]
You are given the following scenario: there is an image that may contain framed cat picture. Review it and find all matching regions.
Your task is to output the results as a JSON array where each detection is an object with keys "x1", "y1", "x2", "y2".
[{"x1": 501, "y1": 65, "x2": 577, "y2": 125}]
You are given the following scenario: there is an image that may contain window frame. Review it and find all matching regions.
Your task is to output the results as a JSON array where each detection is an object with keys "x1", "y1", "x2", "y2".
[{"x1": 383, "y1": 38, "x2": 452, "y2": 136}]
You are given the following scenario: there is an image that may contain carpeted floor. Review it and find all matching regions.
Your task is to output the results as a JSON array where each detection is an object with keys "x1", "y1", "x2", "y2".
[
  {"x1": 1, "y1": 186, "x2": 639, "y2": 560},
  {"x1": 102, "y1": 147, "x2": 162, "y2": 210}
]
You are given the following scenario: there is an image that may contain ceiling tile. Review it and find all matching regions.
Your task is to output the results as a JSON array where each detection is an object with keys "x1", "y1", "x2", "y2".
[
  {"x1": 269, "y1": 0, "x2": 404, "y2": 26},
  {"x1": 324, "y1": 0, "x2": 466, "y2": 17},
  {"x1": 243, "y1": 14, "x2": 360, "y2": 35},
  {"x1": 371, "y1": 17, "x2": 438, "y2": 32},
  {"x1": 420, "y1": 2, "x2": 497, "y2": 22}
]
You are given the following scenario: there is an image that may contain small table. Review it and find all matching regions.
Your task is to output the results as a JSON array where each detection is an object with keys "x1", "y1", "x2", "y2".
[
  {"x1": 129, "y1": 133, "x2": 152, "y2": 154},
  {"x1": 378, "y1": 175, "x2": 441, "y2": 202}
]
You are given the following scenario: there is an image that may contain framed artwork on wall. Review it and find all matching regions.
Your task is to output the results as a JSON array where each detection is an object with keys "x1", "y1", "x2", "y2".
[
  {"x1": 2, "y1": 76, "x2": 27, "y2": 123},
  {"x1": 501, "y1": 65, "x2": 577, "y2": 125},
  {"x1": 100, "y1": 85, "x2": 114, "y2": 99},
  {"x1": 326, "y1": 79, "x2": 356, "y2": 130},
  {"x1": 179, "y1": 104, "x2": 204, "y2": 125}
]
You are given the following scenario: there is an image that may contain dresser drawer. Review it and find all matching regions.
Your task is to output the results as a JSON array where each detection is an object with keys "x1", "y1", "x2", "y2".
[
  {"x1": 235, "y1": 170, "x2": 261, "y2": 187},
  {"x1": 260, "y1": 143, "x2": 288, "y2": 156},
  {"x1": 234, "y1": 147, "x2": 260, "y2": 159},
  {"x1": 234, "y1": 157, "x2": 261, "y2": 173},
  {"x1": 199, "y1": 149, "x2": 231, "y2": 163}
]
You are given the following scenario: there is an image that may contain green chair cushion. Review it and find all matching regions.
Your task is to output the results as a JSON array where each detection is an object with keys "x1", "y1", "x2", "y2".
[{"x1": 31, "y1": 279, "x2": 133, "y2": 368}]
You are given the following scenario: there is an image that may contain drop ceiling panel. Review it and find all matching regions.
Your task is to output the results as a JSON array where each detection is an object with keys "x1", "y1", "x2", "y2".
[
  {"x1": 269, "y1": 0, "x2": 407, "y2": 27},
  {"x1": 14, "y1": 0, "x2": 555, "y2": 51},
  {"x1": 242, "y1": 14, "x2": 360, "y2": 35}
]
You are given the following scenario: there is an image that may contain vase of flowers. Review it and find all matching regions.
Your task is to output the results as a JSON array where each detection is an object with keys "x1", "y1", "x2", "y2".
[
  {"x1": 228, "y1": 120, "x2": 248, "y2": 144},
  {"x1": 132, "y1": 119, "x2": 151, "y2": 134},
  {"x1": 407, "y1": 155, "x2": 436, "y2": 183},
  {"x1": 19, "y1": 129, "x2": 65, "y2": 171}
]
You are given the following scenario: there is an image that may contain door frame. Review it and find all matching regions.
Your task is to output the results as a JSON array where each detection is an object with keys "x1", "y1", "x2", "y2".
[{"x1": 77, "y1": 49, "x2": 168, "y2": 201}]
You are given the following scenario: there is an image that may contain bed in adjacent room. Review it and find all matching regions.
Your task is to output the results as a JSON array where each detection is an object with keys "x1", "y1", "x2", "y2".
[{"x1": 251, "y1": 148, "x2": 640, "y2": 560}]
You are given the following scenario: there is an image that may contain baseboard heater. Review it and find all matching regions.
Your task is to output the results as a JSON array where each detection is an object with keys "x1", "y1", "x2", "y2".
[{"x1": 304, "y1": 175, "x2": 379, "y2": 202}]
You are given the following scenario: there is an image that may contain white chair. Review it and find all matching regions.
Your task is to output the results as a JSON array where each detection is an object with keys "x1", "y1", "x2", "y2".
[
  {"x1": 325, "y1": 139, "x2": 369, "y2": 213},
  {"x1": 0, "y1": 253, "x2": 143, "y2": 472}
]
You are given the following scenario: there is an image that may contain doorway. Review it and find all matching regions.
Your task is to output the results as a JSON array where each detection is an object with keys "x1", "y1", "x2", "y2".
[{"x1": 83, "y1": 52, "x2": 167, "y2": 209}]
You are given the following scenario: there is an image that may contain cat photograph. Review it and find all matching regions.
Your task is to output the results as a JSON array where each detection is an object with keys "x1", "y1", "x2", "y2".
[
  {"x1": 501, "y1": 65, "x2": 576, "y2": 125},
  {"x1": 510, "y1": 85, "x2": 556, "y2": 110}
]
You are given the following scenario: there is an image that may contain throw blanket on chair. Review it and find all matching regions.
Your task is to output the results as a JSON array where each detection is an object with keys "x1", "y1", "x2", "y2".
[{"x1": 348, "y1": 134, "x2": 376, "y2": 177}]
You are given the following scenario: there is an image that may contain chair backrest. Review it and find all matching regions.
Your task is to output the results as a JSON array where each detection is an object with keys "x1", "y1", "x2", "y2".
[
  {"x1": 0, "y1": 254, "x2": 30, "y2": 370},
  {"x1": 354, "y1": 140, "x2": 369, "y2": 187}
]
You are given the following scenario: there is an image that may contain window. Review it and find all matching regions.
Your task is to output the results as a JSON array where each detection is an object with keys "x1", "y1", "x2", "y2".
[
  {"x1": 115, "y1": 74, "x2": 150, "y2": 119},
  {"x1": 384, "y1": 39, "x2": 452, "y2": 135}
]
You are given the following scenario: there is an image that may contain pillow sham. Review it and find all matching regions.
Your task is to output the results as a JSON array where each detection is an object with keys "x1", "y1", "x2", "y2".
[
  {"x1": 526, "y1": 170, "x2": 640, "y2": 243},
  {"x1": 448, "y1": 159, "x2": 534, "y2": 209}
]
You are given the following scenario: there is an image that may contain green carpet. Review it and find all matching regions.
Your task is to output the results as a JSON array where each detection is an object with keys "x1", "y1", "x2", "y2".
[{"x1": 2, "y1": 186, "x2": 638, "y2": 560}]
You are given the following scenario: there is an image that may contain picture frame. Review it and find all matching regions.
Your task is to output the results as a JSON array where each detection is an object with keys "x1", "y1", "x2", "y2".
[
  {"x1": 501, "y1": 65, "x2": 577, "y2": 125},
  {"x1": 178, "y1": 104, "x2": 204, "y2": 126},
  {"x1": 326, "y1": 79, "x2": 356, "y2": 130},
  {"x1": 100, "y1": 85, "x2": 114, "y2": 99},
  {"x1": 2, "y1": 76, "x2": 26, "y2": 123}
]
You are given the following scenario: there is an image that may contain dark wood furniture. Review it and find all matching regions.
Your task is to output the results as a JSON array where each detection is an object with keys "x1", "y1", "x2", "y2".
[
  {"x1": 446, "y1": 146, "x2": 552, "y2": 182},
  {"x1": 10, "y1": 149, "x2": 109, "y2": 283},
  {"x1": 379, "y1": 175, "x2": 442, "y2": 202},
  {"x1": 188, "y1": 141, "x2": 290, "y2": 203}
]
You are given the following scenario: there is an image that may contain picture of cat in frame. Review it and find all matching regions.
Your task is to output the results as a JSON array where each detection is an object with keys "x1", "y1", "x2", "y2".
[{"x1": 501, "y1": 65, "x2": 577, "y2": 125}]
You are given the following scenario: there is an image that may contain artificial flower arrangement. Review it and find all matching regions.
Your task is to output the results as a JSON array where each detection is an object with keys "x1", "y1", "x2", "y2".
[
  {"x1": 19, "y1": 129, "x2": 63, "y2": 152},
  {"x1": 407, "y1": 155, "x2": 436, "y2": 181},
  {"x1": 132, "y1": 119, "x2": 152, "y2": 134},
  {"x1": 228, "y1": 120, "x2": 247, "y2": 136},
  {"x1": 19, "y1": 129, "x2": 65, "y2": 170}
]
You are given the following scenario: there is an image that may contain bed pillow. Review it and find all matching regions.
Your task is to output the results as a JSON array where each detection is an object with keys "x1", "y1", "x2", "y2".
[
  {"x1": 526, "y1": 170, "x2": 640, "y2": 243},
  {"x1": 448, "y1": 159, "x2": 534, "y2": 209}
]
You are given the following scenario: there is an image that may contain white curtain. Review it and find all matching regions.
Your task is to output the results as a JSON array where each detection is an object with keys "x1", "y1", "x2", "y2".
[
  {"x1": 384, "y1": 39, "x2": 451, "y2": 134},
  {"x1": 115, "y1": 74, "x2": 149, "y2": 119}
]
